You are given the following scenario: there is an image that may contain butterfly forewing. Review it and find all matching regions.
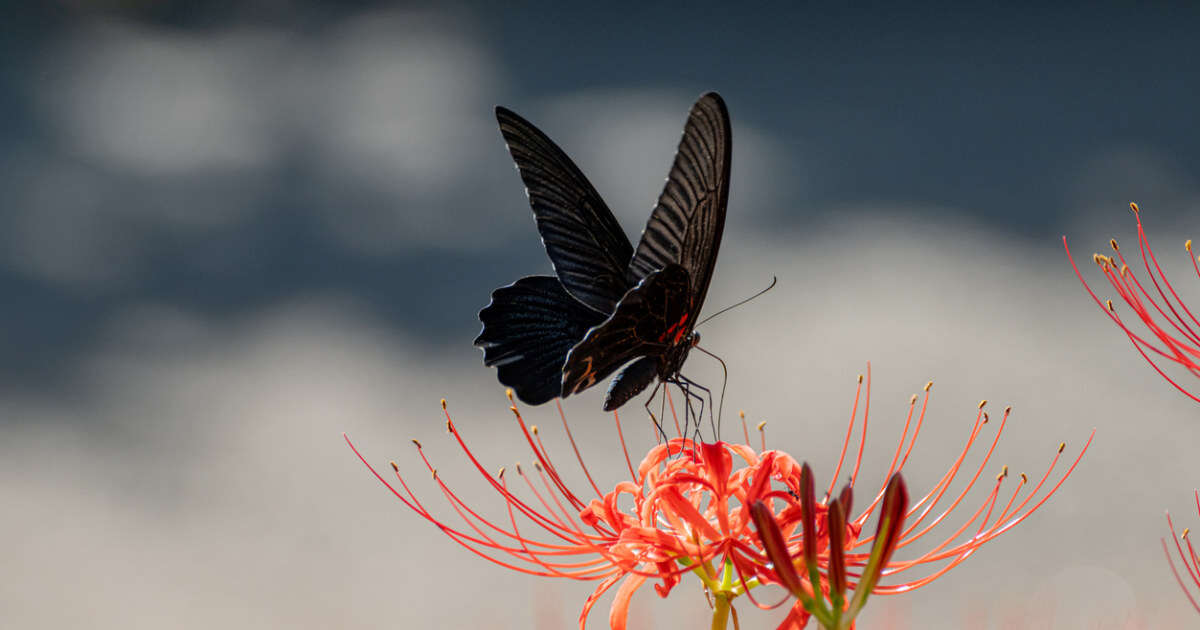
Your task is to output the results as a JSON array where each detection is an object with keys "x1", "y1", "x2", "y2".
[
  {"x1": 495, "y1": 106, "x2": 633, "y2": 314},
  {"x1": 626, "y1": 92, "x2": 731, "y2": 315}
]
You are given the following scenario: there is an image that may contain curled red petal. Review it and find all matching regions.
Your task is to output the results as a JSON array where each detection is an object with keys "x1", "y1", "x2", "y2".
[{"x1": 609, "y1": 573, "x2": 648, "y2": 630}]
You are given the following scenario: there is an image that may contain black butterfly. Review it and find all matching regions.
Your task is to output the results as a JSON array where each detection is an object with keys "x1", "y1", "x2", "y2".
[{"x1": 475, "y1": 92, "x2": 731, "y2": 412}]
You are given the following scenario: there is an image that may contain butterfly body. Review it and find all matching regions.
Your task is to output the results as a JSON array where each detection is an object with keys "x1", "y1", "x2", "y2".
[
  {"x1": 476, "y1": 93, "x2": 731, "y2": 411},
  {"x1": 607, "y1": 321, "x2": 700, "y2": 412}
]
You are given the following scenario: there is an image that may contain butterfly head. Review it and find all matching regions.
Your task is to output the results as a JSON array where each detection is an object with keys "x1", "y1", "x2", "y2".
[{"x1": 689, "y1": 331, "x2": 701, "y2": 347}]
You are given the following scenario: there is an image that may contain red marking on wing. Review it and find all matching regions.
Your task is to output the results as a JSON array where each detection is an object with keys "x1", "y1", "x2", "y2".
[{"x1": 658, "y1": 313, "x2": 690, "y2": 344}]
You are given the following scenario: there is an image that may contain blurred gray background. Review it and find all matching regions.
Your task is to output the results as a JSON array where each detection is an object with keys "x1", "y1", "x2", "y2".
[{"x1": 4, "y1": 2, "x2": 1200, "y2": 628}]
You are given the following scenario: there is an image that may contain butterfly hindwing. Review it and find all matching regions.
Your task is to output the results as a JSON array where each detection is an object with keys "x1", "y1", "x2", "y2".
[
  {"x1": 604, "y1": 356, "x2": 658, "y2": 412},
  {"x1": 561, "y1": 264, "x2": 692, "y2": 399},
  {"x1": 627, "y1": 92, "x2": 731, "y2": 315},
  {"x1": 495, "y1": 106, "x2": 634, "y2": 314},
  {"x1": 475, "y1": 275, "x2": 606, "y2": 405}
]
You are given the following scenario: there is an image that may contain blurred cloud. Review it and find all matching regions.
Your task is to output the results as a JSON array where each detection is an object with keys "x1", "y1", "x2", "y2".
[
  {"x1": 297, "y1": 9, "x2": 516, "y2": 257},
  {"x1": 16, "y1": 19, "x2": 289, "y2": 293},
  {"x1": 40, "y1": 21, "x2": 288, "y2": 177},
  {"x1": 14, "y1": 8, "x2": 516, "y2": 293},
  {"x1": 0, "y1": 156, "x2": 146, "y2": 291},
  {"x1": 300, "y1": 11, "x2": 497, "y2": 195}
]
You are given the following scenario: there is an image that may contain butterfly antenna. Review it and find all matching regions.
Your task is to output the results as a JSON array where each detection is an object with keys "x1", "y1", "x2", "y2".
[
  {"x1": 695, "y1": 276, "x2": 777, "y2": 328},
  {"x1": 693, "y1": 345, "x2": 728, "y2": 439}
]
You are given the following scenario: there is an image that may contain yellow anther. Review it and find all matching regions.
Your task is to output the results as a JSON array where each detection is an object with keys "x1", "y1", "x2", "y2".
[
  {"x1": 531, "y1": 425, "x2": 539, "y2": 435},
  {"x1": 910, "y1": 394, "x2": 918, "y2": 404},
  {"x1": 983, "y1": 412, "x2": 990, "y2": 423},
  {"x1": 446, "y1": 420, "x2": 453, "y2": 433},
  {"x1": 515, "y1": 463, "x2": 523, "y2": 475},
  {"x1": 979, "y1": 399, "x2": 988, "y2": 409},
  {"x1": 1188, "y1": 239, "x2": 1193, "y2": 252},
  {"x1": 390, "y1": 461, "x2": 399, "y2": 472},
  {"x1": 412, "y1": 439, "x2": 422, "y2": 448},
  {"x1": 440, "y1": 398, "x2": 447, "y2": 410},
  {"x1": 857, "y1": 374, "x2": 863, "y2": 383},
  {"x1": 1120, "y1": 264, "x2": 1129, "y2": 277},
  {"x1": 1058, "y1": 442, "x2": 1066, "y2": 453},
  {"x1": 1020, "y1": 473, "x2": 1028, "y2": 484},
  {"x1": 1004, "y1": 405, "x2": 1012, "y2": 414},
  {"x1": 1106, "y1": 299, "x2": 1114, "y2": 311},
  {"x1": 533, "y1": 461, "x2": 543, "y2": 472},
  {"x1": 924, "y1": 381, "x2": 933, "y2": 392},
  {"x1": 1130, "y1": 201, "x2": 1140, "y2": 213},
  {"x1": 506, "y1": 388, "x2": 515, "y2": 402},
  {"x1": 739, "y1": 410, "x2": 745, "y2": 419},
  {"x1": 1093, "y1": 253, "x2": 1107, "y2": 266},
  {"x1": 756, "y1": 421, "x2": 767, "y2": 431},
  {"x1": 1184, "y1": 528, "x2": 1191, "y2": 539},
  {"x1": 510, "y1": 406, "x2": 520, "y2": 417},
  {"x1": 1110, "y1": 239, "x2": 1119, "y2": 251},
  {"x1": 497, "y1": 467, "x2": 506, "y2": 479},
  {"x1": 431, "y1": 469, "x2": 438, "y2": 479}
]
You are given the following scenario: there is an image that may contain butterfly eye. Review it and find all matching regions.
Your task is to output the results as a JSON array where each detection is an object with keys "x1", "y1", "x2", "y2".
[{"x1": 690, "y1": 331, "x2": 701, "y2": 347}]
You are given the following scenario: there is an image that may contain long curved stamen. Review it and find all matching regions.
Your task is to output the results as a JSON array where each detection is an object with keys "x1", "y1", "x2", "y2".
[{"x1": 827, "y1": 372, "x2": 865, "y2": 498}]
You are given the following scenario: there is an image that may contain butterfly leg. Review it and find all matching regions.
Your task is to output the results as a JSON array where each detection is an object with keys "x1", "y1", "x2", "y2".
[
  {"x1": 669, "y1": 378, "x2": 694, "y2": 456},
  {"x1": 672, "y1": 377, "x2": 707, "y2": 451},
  {"x1": 690, "y1": 345, "x2": 729, "y2": 439},
  {"x1": 642, "y1": 380, "x2": 670, "y2": 447},
  {"x1": 678, "y1": 375, "x2": 716, "y2": 444},
  {"x1": 657, "y1": 382, "x2": 674, "y2": 450},
  {"x1": 662, "y1": 378, "x2": 686, "y2": 450},
  {"x1": 690, "y1": 385, "x2": 705, "y2": 448},
  {"x1": 674, "y1": 379, "x2": 693, "y2": 451}
]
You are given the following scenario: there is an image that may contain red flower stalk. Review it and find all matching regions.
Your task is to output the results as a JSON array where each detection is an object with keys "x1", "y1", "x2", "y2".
[
  {"x1": 1163, "y1": 491, "x2": 1200, "y2": 615},
  {"x1": 1065, "y1": 202, "x2": 1200, "y2": 402},
  {"x1": 347, "y1": 366, "x2": 1091, "y2": 630}
]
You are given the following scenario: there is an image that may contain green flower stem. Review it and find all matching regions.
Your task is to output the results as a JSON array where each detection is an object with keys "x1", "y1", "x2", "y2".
[
  {"x1": 710, "y1": 593, "x2": 732, "y2": 630},
  {"x1": 678, "y1": 556, "x2": 720, "y2": 592},
  {"x1": 686, "y1": 557, "x2": 739, "y2": 630}
]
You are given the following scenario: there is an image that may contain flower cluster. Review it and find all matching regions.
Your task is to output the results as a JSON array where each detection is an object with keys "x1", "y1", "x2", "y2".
[
  {"x1": 1065, "y1": 202, "x2": 1200, "y2": 402},
  {"x1": 348, "y1": 368, "x2": 1090, "y2": 629}
]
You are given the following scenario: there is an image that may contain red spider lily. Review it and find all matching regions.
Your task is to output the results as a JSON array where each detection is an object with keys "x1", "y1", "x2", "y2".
[
  {"x1": 1065, "y1": 202, "x2": 1200, "y2": 403},
  {"x1": 346, "y1": 366, "x2": 1091, "y2": 630},
  {"x1": 1163, "y1": 491, "x2": 1200, "y2": 615}
]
